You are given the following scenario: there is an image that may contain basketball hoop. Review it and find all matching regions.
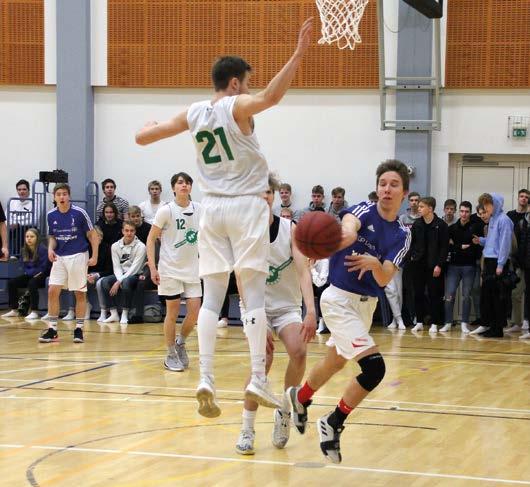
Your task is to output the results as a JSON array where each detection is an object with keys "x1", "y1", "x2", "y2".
[{"x1": 315, "y1": 0, "x2": 370, "y2": 50}]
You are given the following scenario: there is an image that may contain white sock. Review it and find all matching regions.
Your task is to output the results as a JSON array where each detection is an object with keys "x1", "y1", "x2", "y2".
[
  {"x1": 243, "y1": 307, "x2": 267, "y2": 380},
  {"x1": 167, "y1": 344, "x2": 176, "y2": 355},
  {"x1": 198, "y1": 308, "x2": 218, "y2": 380},
  {"x1": 242, "y1": 408, "x2": 257, "y2": 431},
  {"x1": 176, "y1": 335, "x2": 185, "y2": 346}
]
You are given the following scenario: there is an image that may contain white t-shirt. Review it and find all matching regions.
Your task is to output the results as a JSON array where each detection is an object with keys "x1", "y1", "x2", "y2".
[
  {"x1": 265, "y1": 217, "x2": 302, "y2": 314},
  {"x1": 138, "y1": 199, "x2": 167, "y2": 225},
  {"x1": 153, "y1": 201, "x2": 201, "y2": 283},
  {"x1": 187, "y1": 96, "x2": 268, "y2": 196},
  {"x1": 9, "y1": 198, "x2": 33, "y2": 225}
]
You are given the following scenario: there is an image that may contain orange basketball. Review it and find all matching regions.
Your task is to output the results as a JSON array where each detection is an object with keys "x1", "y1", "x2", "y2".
[{"x1": 294, "y1": 212, "x2": 342, "y2": 259}]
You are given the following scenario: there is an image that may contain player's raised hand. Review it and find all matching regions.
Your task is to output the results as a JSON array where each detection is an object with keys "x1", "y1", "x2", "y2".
[{"x1": 295, "y1": 18, "x2": 313, "y2": 56}]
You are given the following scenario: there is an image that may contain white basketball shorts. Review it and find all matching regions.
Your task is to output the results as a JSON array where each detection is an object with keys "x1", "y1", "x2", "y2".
[
  {"x1": 49, "y1": 251, "x2": 89, "y2": 292},
  {"x1": 158, "y1": 276, "x2": 202, "y2": 299},
  {"x1": 198, "y1": 194, "x2": 269, "y2": 277},
  {"x1": 320, "y1": 284, "x2": 378, "y2": 359}
]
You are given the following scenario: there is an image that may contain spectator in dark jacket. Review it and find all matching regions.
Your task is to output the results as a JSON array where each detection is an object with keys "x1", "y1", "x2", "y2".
[
  {"x1": 512, "y1": 213, "x2": 530, "y2": 339},
  {"x1": 95, "y1": 202, "x2": 123, "y2": 245},
  {"x1": 506, "y1": 189, "x2": 529, "y2": 333},
  {"x1": 129, "y1": 205, "x2": 152, "y2": 245},
  {"x1": 410, "y1": 197, "x2": 449, "y2": 333},
  {"x1": 441, "y1": 201, "x2": 479, "y2": 333},
  {"x1": 2, "y1": 228, "x2": 50, "y2": 319}
]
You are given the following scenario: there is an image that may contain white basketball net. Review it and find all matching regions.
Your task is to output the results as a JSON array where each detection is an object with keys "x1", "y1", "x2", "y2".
[{"x1": 315, "y1": 0, "x2": 370, "y2": 50}]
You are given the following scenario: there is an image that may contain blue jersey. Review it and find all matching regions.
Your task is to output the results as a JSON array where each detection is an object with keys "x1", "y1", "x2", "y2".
[
  {"x1": 47, "y1": 205, "x2": 93, "y2": 256},
  {"x1": 329, "y1": 202, "x2": 410, "y2": 297}
]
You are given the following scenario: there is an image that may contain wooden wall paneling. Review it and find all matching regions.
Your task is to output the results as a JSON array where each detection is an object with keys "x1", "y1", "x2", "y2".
[
  {"x1": 107, "y1": 0, "x2": 379, "y2": 88},
  {"x1": 0, "y1": 0, "x2": 44, "y2": 85},
  {"x1": 446, "y1": 0, "x2": 530, "y2": 88}
]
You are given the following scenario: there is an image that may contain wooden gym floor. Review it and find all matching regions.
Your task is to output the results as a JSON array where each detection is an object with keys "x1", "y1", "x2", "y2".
[{"x1": 0, "y1": 317, "x2": 529, "y2": 486}]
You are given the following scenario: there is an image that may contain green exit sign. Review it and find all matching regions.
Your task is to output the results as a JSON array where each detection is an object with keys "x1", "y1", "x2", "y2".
[{"x1": 513, "y1": 127, "x2": 527, "y2": 138}]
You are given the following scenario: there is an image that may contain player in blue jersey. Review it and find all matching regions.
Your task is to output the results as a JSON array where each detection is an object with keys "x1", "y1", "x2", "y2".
[
  {"x1": 287, "y1": 160, "x2": 411, "y2": 464},
  {"x1": 39, "y1": 183, "x2": 98, "y2": 343}
]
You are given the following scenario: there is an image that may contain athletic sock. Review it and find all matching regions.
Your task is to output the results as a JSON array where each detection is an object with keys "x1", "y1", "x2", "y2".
[
  {"x1": 76, "y1": 319, "x2": 84, "y2": 329},
  {"x1": 197, "y1": 308, "x2": 218, "y2": 380},
  {"x1": 49, "y1": 317, "x2": 58, "y2": 330},
  {"x1": 243, "y1": 307, "x2": 267, "y2": 380},
  {"x1": 327, "y1": 398, "x2": 353, "y2": 429},
  {"x1": 242, "y1": 408, "x2": 257, "y2": 431},
  {"x1": 176, "y1": 335, "x2": 185, "y2": 346},
  {"x1": 297, "y1": 382, "x2": 315, "y2": 405},
  {"x1": 167, "y1": 344, "x2": 176, "y2": 355}
]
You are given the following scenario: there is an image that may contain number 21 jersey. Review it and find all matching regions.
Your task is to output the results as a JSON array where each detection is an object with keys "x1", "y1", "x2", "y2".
[{"x1": 187, "y1": 96, "x2": 268, "y2": 196}]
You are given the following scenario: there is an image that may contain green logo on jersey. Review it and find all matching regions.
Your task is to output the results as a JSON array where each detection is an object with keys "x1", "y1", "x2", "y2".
[
  {"x1": 174, "y1": 229, "x2": 198, "y2": 249},
  {"x1": 266, "y1": 257, "x2": 293, "y2": 285}
]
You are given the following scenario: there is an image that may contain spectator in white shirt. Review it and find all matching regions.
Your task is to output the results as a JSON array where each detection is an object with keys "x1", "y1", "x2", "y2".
[
  {"x1": 9, "y1": 179, "x2": 33, "y2": 226},
  {"x1": 138, "y1": 180, "x2": 167, "y2": 225},
  {"x1": 99, "y1": 221, "x2": 147, "y2": 324}
]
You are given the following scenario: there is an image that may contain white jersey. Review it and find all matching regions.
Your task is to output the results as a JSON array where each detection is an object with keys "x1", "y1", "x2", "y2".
[
  {"x1": 187, "y1": 96, "x2": 268, "y2": 196},
  {"x1": 153, "y1": 201, "x2": 201, "y2": 283},
  {"x1": 265, "y1": 217, "x2": 302, "y2": 315},
  {"x1": 139, "y1": 199, "x2": 167, "y2": 225}
]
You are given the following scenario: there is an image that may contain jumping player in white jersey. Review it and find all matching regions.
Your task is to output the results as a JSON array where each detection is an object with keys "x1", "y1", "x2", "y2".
[
  {"x1": 287, "y1": 160, "x2": 411, "y2": 464},
  {"x1": 136, "y1": 18, "x2": 314, "y2": 417},
  {"x1": 235, "y1": 173, "x2": 316, "y2": 455},
  {"x1": 147, "y1": 173, "x2": 202, "y2": 372}
]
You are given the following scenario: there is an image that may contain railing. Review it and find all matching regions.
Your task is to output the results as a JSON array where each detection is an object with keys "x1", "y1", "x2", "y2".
[{"x1": 6, "y1": 197, "x2": 36, "y2": 258}]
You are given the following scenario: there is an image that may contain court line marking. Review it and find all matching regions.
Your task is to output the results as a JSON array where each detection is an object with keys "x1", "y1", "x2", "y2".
[
  {"x1": 0, "y1": 395, "x2": 242, "y2": 405},
  {"x1": 0, "y1": 364, "x2": 79, "y2": 374},
  {"x1": 0, "y1": 378, "x2": 528, "y2": 414},
  {"x1": 2, "y1": 352, "x2": 526, "y2": 368},
  {"x1": 1, "y1": 443, "x2": 528, "y2": 485}
]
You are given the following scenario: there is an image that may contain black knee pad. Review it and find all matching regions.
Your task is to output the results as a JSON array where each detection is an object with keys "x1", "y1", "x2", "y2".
[{"x1": 356, "y1": 353, "x2": 386, "y2": 392}]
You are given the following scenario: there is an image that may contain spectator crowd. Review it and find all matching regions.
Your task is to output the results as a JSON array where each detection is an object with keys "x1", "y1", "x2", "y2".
[{"x1": 1, "y1": 176, "x2": 529, "y2": 341}]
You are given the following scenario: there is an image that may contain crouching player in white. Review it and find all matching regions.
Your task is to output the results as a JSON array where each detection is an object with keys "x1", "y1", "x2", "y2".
[
  {"x1": 288, "y1": 160, "x2": 411, "y2": 463},
  {"x1": 236, "y1": 174, "x2": 316, "y2": 455},
  {"x1": 147, "y1": 173, "x2": 202, "y2": 372},
  {"x1": 40, "y1": 183, "x2": 98, "y2": 343}
]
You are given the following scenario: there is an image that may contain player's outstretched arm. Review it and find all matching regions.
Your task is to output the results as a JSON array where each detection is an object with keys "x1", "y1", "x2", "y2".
[
  {"x1": 135, "y1": 111, "x2": 189, "y2": 146},
  {"x1": 233, "y1": 18, "x2": 313, "y2": 119},
  {"x1": 337, "y1": 213, "x2": 360, "y2": 251},
  {"x1": 292, "y1": 224, "x2": 317, "y2": 342},
  {"x1": 146, "y1": 225, "x2": 162, "y2": 285}
]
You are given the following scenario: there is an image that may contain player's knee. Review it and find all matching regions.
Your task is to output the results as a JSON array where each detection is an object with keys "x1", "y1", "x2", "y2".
[
  {"x1": 356, "y1": 353, "x2": 386, "y2": 392},
  {"x1": 288, "y1": 346, "x2": 306, "y2": 366}
]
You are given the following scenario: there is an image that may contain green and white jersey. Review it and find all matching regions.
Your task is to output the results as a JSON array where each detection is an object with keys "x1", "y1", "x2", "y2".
[
  {"x1": 154, "y1": 201, "x2": 201, "y2": 283},
  {"x1": 265, "y1": 217, "x2": 302, "y2": 314},
  {"x1": 187, "y1": 96, "x2": 269, "y2": 196}
]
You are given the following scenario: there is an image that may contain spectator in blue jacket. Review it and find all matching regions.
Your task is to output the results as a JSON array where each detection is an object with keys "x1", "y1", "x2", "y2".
[
  {"x1": 472, "y1": 193, "x2": 514, "y2": 337},
  {"x1": 2, "y1": 228, "x2": 51, "y2": 319}
]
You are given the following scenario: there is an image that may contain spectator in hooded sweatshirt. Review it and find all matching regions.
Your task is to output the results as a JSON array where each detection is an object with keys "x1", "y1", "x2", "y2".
[
  {"x1": 327, "y1": 187, "x2": 348, "y2": 222},
  {"x1": 472, "y1": 193, "x2": 514, "y2": 338},
  {"x1": 296, "y1": 185, "x2": 325, "y2": 220}
]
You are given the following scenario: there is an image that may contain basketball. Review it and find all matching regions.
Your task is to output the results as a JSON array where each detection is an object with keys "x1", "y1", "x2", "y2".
[{"x1": 294, "y1": 212, "x2": 342, "y2": 259}]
